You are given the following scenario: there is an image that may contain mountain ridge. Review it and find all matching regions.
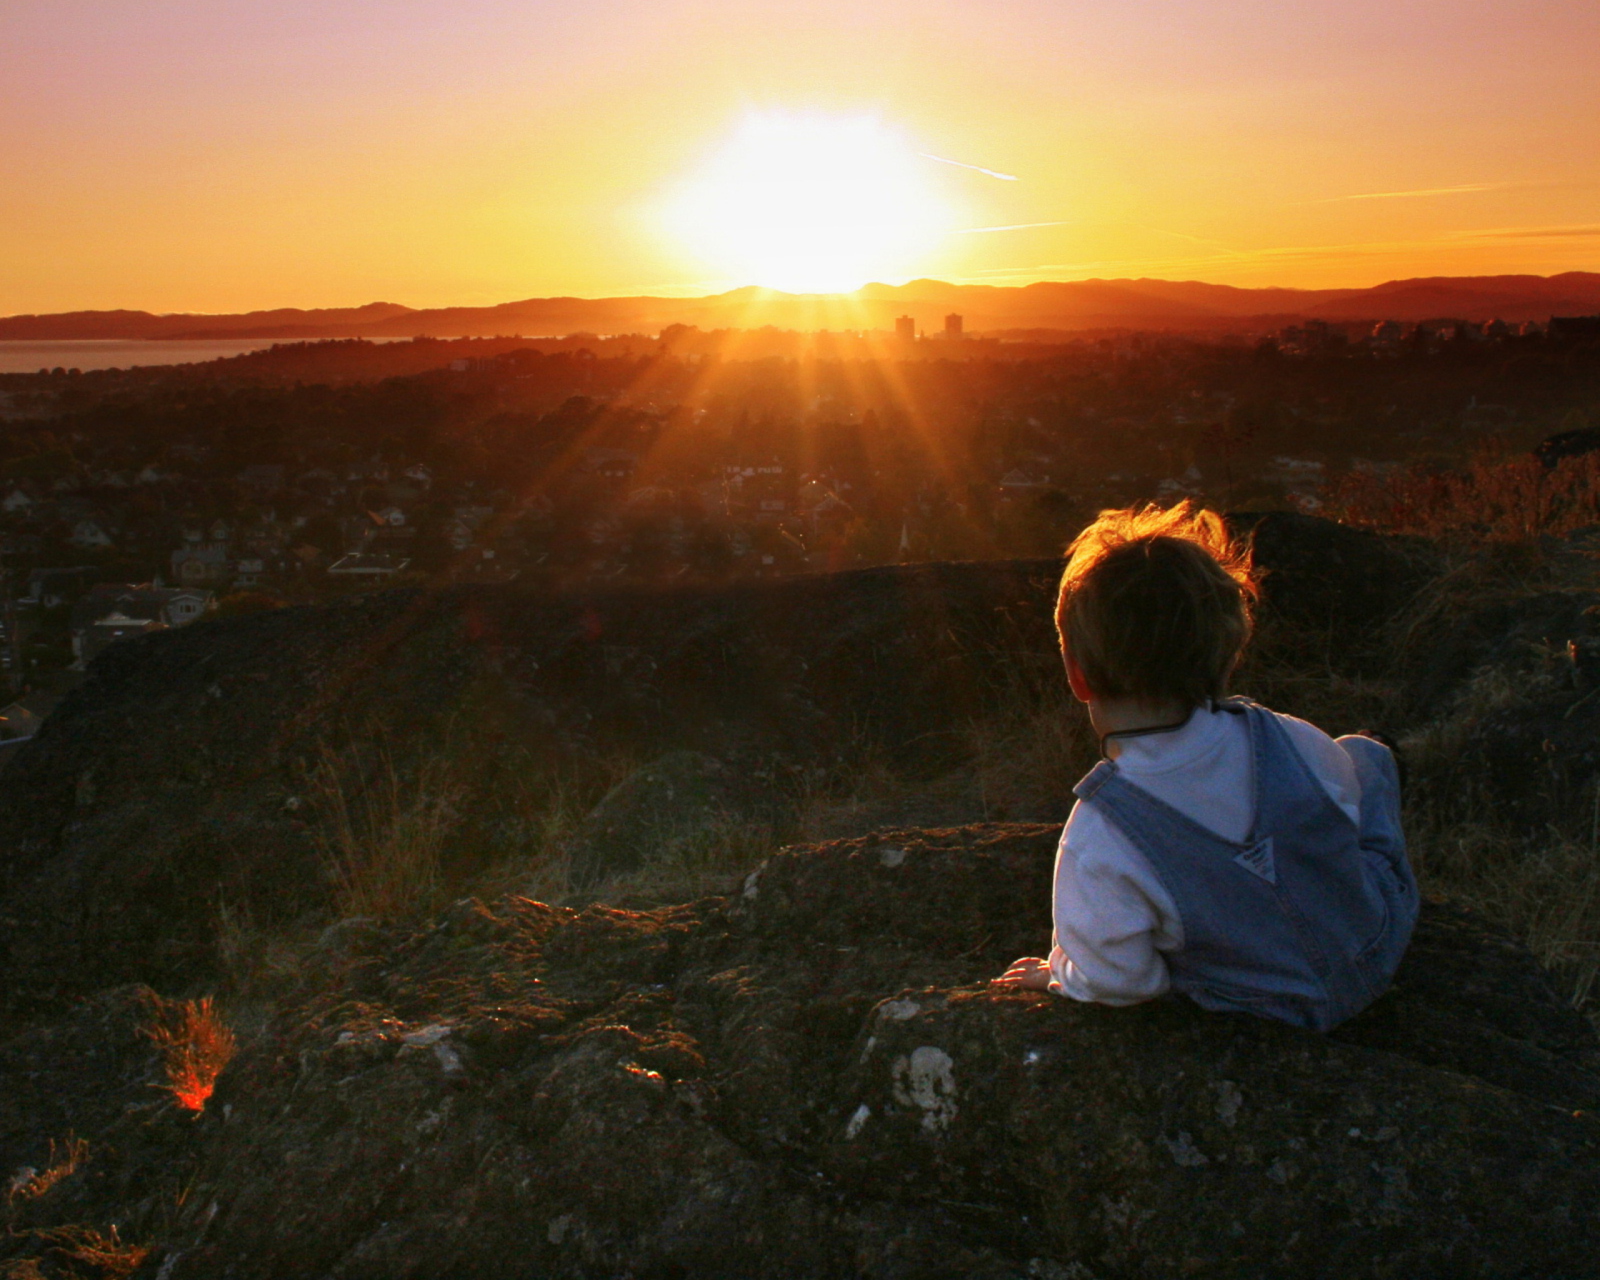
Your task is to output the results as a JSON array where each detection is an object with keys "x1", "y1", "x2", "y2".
[{"x1": 3, "y1": 272, "x2": 1599, "y2": 340}]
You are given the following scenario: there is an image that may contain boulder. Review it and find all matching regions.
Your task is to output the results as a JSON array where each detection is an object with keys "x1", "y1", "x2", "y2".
[{"x1": 5, "y1": 826, "x2": 1589, "y2": 1279}]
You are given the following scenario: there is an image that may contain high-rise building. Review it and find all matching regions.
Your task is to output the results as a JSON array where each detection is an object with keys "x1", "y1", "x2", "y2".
[
  {"x1": 895, "y1": 315, "x2": 916, "y2": 342},
  {"x1": 944, "y1": 313, "x2": 963, "y2": 340}
]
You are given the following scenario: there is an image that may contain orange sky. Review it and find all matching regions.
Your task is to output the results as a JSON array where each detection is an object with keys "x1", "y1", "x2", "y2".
[{"x1": 2, "y1": 0, "x2": 1598, "y2": 313}]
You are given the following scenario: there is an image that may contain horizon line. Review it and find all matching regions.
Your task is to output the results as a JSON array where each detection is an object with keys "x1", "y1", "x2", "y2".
[{"x1": 6, "y1": 267, "x2": 1600, "y2": 321}]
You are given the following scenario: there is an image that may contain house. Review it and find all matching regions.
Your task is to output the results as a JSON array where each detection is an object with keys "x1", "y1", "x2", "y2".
[
  {"x1": 345, "y1": 459, "x2": 389, "y2": 483},
  {"x1": 1369, "y1": 320, "x2": 1406, "y2": 351},
  {"x1": 171, "y1": 531, "x2": 231, "y2": 586},
  {"x1": 806, "y1": 492, "x2": 854, "y2": 534},
  {"x1": 78, "y1": 613, "x2": 165, "y2": 665},
  {"x1": 69, "y1": 584, "x2": 214, "y2": 661},
  {"x1": 359, "y1": 507, "x2": 415, "y2": 550},
  {"x1": 23, "y1": 567, "x2": 100, "y2": 609},
  {"x1": 0, "y1": 689, "x2": 61, "y2": 742},
  {"x1": 233, "y1": 558, "x2": 266, "y2": 587},
  {"x1": 584, "y1": 448, "x2": 638, "y2": 482},
  {"x1": 327, "y1": 552, "x2": 411, "y2": 577},
  {"x1": 68, "y1": 519, "x2": 115, "y2": 550},
  {"x1": 997, "y1": 469, "x2": 1050, "y2": 498},
  {"x1": 1, "y1": 532, "x2": 42, "y2": 557},
  {"x1": 238, "y1": 464, "x2": 287, "y2": 494}
]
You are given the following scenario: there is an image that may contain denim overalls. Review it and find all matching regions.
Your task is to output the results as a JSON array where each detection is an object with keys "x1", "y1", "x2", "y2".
[{"x1": 1072, "y1": 698, "x2": 1418, "y2": 1031}]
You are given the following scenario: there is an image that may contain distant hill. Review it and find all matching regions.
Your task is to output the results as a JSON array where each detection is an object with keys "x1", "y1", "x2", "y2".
[{"x1": 4, "y1": 273, "x2": 1599, "y2": 340}]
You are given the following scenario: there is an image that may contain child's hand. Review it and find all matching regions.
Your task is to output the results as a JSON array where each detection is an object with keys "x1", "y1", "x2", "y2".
[{"x1": 991, "y1": 956, "x2": 1053, "y2": 990}]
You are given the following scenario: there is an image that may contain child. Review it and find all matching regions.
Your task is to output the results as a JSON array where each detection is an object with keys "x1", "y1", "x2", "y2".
[{"x1": 993, "y1": 503, "x2": 1417, "y2": 1032}]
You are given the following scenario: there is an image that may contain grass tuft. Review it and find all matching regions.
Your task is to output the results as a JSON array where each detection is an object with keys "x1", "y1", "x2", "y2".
[
  {"x1": 307, "y1": 740, "x2": 464, "y2": 920},
  {"x1": 5, "y1": 1138, "x2": 88, "y2": 1205},
  {"x1": 142, "y1": 996, "x2": 237, "y2": 1113},
  {"x1": 34, "y1": 1225, "x2": 149, "y2": 1280}
]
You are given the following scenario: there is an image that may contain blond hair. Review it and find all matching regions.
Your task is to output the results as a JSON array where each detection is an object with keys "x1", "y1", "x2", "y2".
[{"x1": 1056, "y1": 502, "x2": 1257, "y2": 706}]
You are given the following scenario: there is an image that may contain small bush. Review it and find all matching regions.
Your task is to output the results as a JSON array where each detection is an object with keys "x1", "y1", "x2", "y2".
[{"x1": 142, "y1": 996, "x2": 236, "y2": 1113}]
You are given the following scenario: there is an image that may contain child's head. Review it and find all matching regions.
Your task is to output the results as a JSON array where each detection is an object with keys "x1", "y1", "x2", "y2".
[{"x1": 1056, "y1": 501, "x2": 1257, "y2": 707}]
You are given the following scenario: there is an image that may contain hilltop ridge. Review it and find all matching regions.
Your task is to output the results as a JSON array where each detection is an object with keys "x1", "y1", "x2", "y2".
[{"x1": 6, "y1": 272, "x2": 1600, "y2": 341}]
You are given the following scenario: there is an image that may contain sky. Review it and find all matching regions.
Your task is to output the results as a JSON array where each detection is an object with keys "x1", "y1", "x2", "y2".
[{"x1": 2, "y1": 0, "x2": 1598, "y2": 313}]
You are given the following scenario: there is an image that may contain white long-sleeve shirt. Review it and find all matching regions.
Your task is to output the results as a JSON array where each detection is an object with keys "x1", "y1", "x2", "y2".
[{"x1": 1048, "y1": 704, "x2": 1365, "y2": 1005}]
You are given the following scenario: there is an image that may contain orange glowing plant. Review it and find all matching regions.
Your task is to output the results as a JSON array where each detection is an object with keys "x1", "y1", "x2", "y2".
[{"x1": 143, "y1": 996, "x2": 237, "y2": 1112}]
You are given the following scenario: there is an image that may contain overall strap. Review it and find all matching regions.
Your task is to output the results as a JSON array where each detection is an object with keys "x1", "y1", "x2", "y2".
[{"x1": 1074, "y1": 759, "x2": 1119, "y2": 801}]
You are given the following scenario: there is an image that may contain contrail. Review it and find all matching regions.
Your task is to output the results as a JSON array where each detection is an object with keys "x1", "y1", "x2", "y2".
[
  {"x1": 920, "y1": 153, "x2": 1018, "y2": 181},
  {"x1": 1322, "y1": 183, "x2": 1500, "y2": 203},
  {"x1": 954, "y1": 220, "x2": 1068, "y2": 234}
]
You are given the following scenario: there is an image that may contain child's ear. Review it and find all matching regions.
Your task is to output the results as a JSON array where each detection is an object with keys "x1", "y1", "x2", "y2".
[{"x1": 1063, "y1": 651, "x2": 1094, "y2": 704}]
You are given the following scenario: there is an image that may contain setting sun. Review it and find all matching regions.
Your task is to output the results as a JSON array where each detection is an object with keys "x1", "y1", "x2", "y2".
[{"x1": 661, "y1": 113, "x2": 957, "y2": 294}]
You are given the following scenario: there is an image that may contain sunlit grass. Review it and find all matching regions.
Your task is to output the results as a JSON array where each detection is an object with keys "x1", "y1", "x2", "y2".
[
  {"x1": 5, "y1": 1138, "x2": 88, "y2": 1205},
  {"x1": 143, "y1": 996, "x2": 237, "y2": 1113},
  {"x1": 1330, "y1": 448, "x2": 1600, "y2": 545}
]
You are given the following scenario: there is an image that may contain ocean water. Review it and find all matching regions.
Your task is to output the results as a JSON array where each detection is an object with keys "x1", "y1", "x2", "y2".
[{"x1": 0, "y1": 337, "x2": 404, "y2": 375}]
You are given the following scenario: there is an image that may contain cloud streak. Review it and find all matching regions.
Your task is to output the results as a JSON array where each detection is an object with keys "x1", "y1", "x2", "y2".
[
  {"x1": 953, "y1": 220, "x2": 1068, "y2": 235},
  {"x1": 1320, "y1": 182, "x2": 1503, "y2": 203},
  {"x1": 919, "y1": 153, "x2": 1018, "y2": 181},
  {"x1": 1472, "y1": 224, "x2": 1600, "y2": 240}
]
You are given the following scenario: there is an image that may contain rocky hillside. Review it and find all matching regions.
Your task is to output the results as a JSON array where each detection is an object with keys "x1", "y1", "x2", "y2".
[
  {"x1": 8, "y1": 512, "x2": 1600, "y2": 1277},
  {"x1": 3, "y1": 827, "x2": 1598, "y2": 1278},
  {"x1": 0, "y1": 513, "x2": 1437, "y2": 1023}
]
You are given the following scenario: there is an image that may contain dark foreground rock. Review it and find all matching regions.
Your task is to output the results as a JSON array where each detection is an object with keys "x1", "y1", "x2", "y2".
[
  {"x1": 4, "y1": 825, "x2": 1597, "y2": 1279},
  {"x1": 0, "y1": 516, "x2": 1436, "y2": 1024}
]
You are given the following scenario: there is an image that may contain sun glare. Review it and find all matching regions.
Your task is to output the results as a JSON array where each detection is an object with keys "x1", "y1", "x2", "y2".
[{"x1": 663, "y1": 114, "x2": 955, "y2": 294}]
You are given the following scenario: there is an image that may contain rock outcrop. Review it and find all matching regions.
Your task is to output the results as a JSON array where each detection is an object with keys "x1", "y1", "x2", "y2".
[
  {"x1": 4, "y1": 826, "x2": 1597, "y2": 1278},
  {"x1": 0, "y1": 515, "x2": 1435, "y2": 1023}
]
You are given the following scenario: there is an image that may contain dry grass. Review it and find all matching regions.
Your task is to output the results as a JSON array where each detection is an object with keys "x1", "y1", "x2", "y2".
[
  {"x1": 142, "y1": 996, "x2": 237, "y2": 1113},
  {"x1": 213, "y1": 897, "x2": 310, "y2": 993},
  {"x1": 1330, "y1": 449, "x2": 1600, "y2": 545},
  {"x1": 575, "y1": 807, "x2": 785, "y2": 906},
  {"x1": 1407, "y1": 799, "x2": 1600, "y2": 1013},
  {"x1": 32, "y1": 1225, "x2": 149, "y2": 1280},
  {"x1": 1398, "y1": 654, "x2": 1600, "y2": 1014},
  {"x1": 307, "y1": 740, "x2": 464, "y2": 920},
  {"x1": 5, "y1": 1139, "x2": 88, "y2": 1205}
]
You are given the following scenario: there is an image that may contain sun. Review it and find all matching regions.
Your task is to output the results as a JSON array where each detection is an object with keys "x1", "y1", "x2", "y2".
[{"x1": 662, "y1": 113, "x2": 955, "y2": 294}]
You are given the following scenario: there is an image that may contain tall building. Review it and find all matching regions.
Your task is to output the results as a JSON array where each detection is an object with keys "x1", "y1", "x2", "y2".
[
  {"x1": 944, "y1": 313, "x2": 963, "y2": 340},
  {"x1": 895, "y1": 315, "x2": 916, "y2": 342}
]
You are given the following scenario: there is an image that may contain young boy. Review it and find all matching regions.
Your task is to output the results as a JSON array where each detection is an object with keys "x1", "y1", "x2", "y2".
[{"x1": 993, "y1": 503, "x2": 1417, "y2": 1032}]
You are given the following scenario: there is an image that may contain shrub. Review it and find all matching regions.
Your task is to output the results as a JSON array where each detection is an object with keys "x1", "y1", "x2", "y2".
[{"x1": 142, "y1": 996, "x2": 236, "y2": 1113}]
